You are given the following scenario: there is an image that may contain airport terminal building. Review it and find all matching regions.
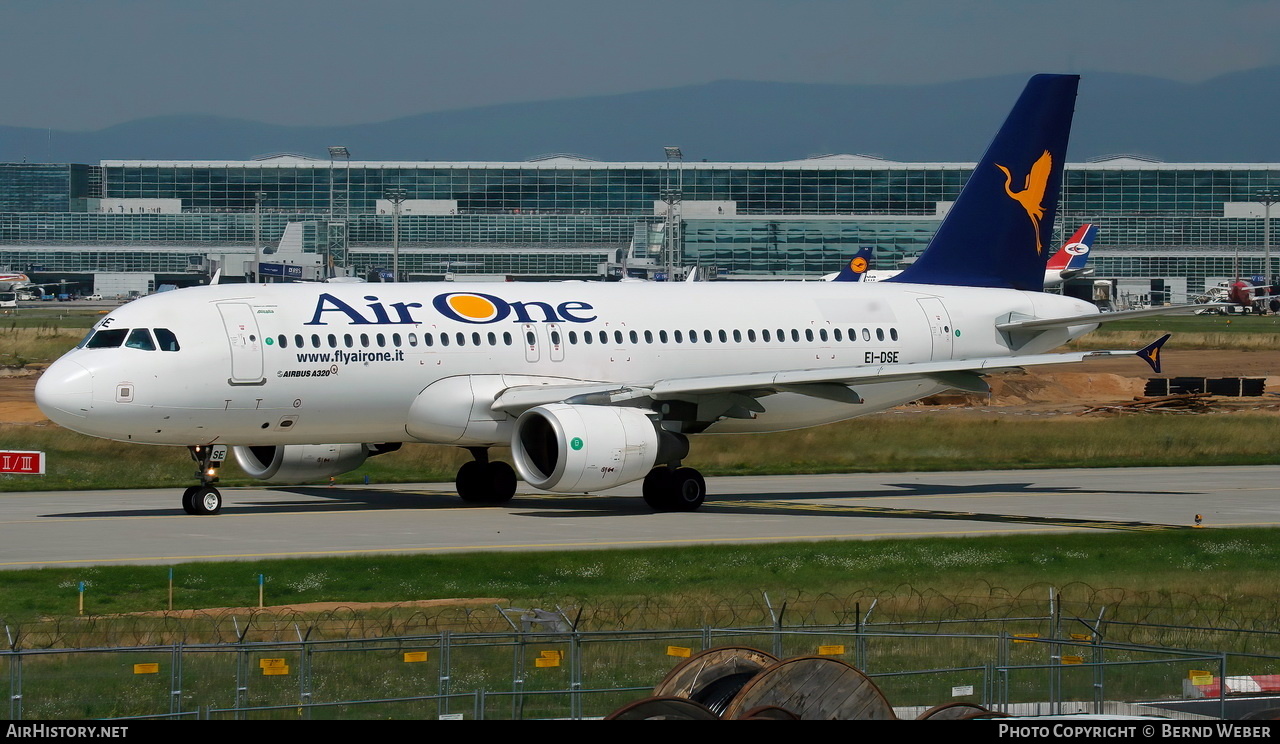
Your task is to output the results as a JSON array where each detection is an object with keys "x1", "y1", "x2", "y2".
[{"x1": 2, "y1": 155, "x2": 1279, "y2": 303}]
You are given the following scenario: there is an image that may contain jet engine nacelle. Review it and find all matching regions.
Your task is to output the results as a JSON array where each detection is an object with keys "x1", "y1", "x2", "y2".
[
  {"x1": 232, "y1": 443, "x2": 398, "y2": 483},
  {"x1": 511, "y1": 404, "x2": 687, "y2": 493}
]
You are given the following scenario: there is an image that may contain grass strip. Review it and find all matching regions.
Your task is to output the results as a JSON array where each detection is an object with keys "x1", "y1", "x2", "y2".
[{"x1": 0, "y1": 527, "x2": 1277, "y2": 623}]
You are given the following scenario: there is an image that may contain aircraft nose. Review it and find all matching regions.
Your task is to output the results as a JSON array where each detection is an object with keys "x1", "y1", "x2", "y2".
[{"x1": 35, "y1": 357, "x2": 93, "y2": 424}]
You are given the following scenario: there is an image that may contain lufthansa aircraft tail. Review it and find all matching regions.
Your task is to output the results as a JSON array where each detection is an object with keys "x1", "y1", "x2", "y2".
[
  {"x1": 889, "y1": 74, "x2": 1079, "y2": 291},
  {"x1": 832, "y1": 247, "x2": 875, "y2": 282}
]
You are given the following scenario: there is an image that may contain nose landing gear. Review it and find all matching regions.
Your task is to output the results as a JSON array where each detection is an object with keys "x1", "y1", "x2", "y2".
[{"x1": 183, "y1": 445, "x2": 225, "y2": 515}]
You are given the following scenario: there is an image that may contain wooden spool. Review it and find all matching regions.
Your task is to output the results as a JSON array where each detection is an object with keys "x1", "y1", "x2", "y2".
[
  {"x1": 605, "y1": 696, "x2": 720, "y2": 720},
  {"x1": 720, "y1": 656, "x2": 897, "y2": 721},
  {"x1": 652, "y1": 646, "x2": 779, "y2": 714},
  {"x1": 917, "y1": 702, "x2": 1003, "y2": 720}
]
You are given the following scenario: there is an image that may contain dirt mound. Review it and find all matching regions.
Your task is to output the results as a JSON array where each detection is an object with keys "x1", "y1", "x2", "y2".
[{"x1": 122, "y1": 597, "x2": 509, "y2": 618}]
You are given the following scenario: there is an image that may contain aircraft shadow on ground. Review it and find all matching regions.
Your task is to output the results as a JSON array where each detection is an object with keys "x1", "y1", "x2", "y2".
[{"x1": 43, "y1": 481, "x2": 1197, "y2": 532}]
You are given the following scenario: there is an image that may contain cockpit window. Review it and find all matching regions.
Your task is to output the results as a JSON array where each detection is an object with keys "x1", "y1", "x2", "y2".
[
  {"x1": 125, "y1": 328, "x2": 156, "y2": 351},
  {"x1": 85, "y1": 329, "x2": 128, "y2": 348},
  {"x1": 154, "y1": 328, "x2": 180, "y2": 351},
  {"x1": 75, "y1": 329, "x2": 95, "y2": 349}
]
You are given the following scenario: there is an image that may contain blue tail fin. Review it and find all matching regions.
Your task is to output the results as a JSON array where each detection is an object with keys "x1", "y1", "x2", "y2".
[
  {"x1": 832, "y1": 246, "x2": 875, "y2": 282},
  {"x1": 888, "y1": 74, "x2": 1079, "y2": 290}
]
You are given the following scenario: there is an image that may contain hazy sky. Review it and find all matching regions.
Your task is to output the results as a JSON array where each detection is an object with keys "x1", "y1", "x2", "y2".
[{"x1": 3, "y1": 0, "x2": 1277, "y2": 130}]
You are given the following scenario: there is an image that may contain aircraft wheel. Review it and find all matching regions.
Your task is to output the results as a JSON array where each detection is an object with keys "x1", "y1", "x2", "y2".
[
  {"x1": 181, "y1": 486, "x2": 200, "y2": 515},
  {"x1": 669, "y1": 468, "x2": 706, "y2": 512},
  {"x1": 186, "y1": 486, "x2": 223, "y2": 515},
  {"x1": 457, "y1": 461, "x2": 517, "y2": 504},
  {"x1": 642, "y1": 467, "x2": 674, "y2": 510}
]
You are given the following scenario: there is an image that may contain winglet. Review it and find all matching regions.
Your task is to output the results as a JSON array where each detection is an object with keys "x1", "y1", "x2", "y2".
[{"x1": 1136, "y1": 334, "x2": 1171, "y2": 374}]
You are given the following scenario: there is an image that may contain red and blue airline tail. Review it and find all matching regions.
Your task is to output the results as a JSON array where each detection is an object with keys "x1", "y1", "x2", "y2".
[
  {"x1": 1046, "y1": 223, "x2": 1096, "y2": 273},
  {"x1": 888, "y1": 74, "x2": 1079, "y2": 291},
  {"x1": 832, "y1": 247, "x2": 875, "y2": 282}
]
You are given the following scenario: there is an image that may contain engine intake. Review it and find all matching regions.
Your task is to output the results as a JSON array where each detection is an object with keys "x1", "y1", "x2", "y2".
[
  {"x1": 511, "y1": 404, "x2": 687, "y2": 493},
  {"x1": 232, "y1": 443, "x2": 397, "y2": 483}
]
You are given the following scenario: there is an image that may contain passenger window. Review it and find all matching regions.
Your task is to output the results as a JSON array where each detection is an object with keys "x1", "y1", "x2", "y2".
[
  {"x1": 659, "y1": 330, "x2": 668, "y2": 343},
  {"x1": 862, "y1": 328, "x2": 871, "y2": 341},
  {"x1": 408, "y1": 333, "x2": 418, "y2": 347},
  {"x1": 762, "y1": 329, "x2": 771, "y2": 342},
  {"x1": 360, "y1": 333, "x2": 370, "y2": 347},
  {"x1": 688, "y1": 330, "x2": 697, "y2": 344},
  {"x1": 154, "y1": 328, "x2": 181, "y2": 352},
  {"x1": 890, "y1": 328, "x2": 899, "y2": 341},
  {"x1": 584, "y1": 331, "x2": 593, "y2": 345},
  {"x1": 718, "y1": 330, "x2": 728, "y2": 343},
  {"x1": 125, "y1": 328, "x2": 156, "y2": 351},
  {"x1": 673, "y1": 330, "x2": 682, "y2": 343},
  {"x1": 311, "y1": 334, "x2": 320, "y2": 348},
  {"x1": 488, "y1": 332, "x2": 497, "y2": 346},
  {"x1": 440, "y1": 334, "x2": 450, "y2": 347},
  {"x1": 746, "y1": 329, "x2": 755, "y2": 342},
  {"x1": 393, "y1": 333, "x2": 402, "y2": 346},
  {"x1": 327, "y1": 334, "x2": 337, "y2": 348},
  {"x1": 472, "y1": 332, "x2": 481, "y2": 346},
  {"x1": 376, "y1": 333, "x2": 386, "y2": 348},
  {"x1": 503, "y1": 332, "x2": 513, "y2": 346},
  {"x1": 87, "y1": 329, "x2": 129, "y2": 348},
  {"x1": 344, "y1": 334, "x2": 354, "y2": 348},
  {"x1": 629, "y1": 330, "x2": 638, "y2": 344},
  {"x1": 805, "y1": 329, "x2": 814, "y2": 342},
  {"x1": 876, "y1": 328, "x2": 885, "y2": 341},
  {"x1": 644, "y1": 330, "x2": 653, "y2": 344},
  {"x1": 834, "y1": 329, "x2": 843, "y2": 342},
  {"x1": 551, "y1": 330, "x2": 562, "y2": 345},
  {"x1": 598, "y1": 331, "x2": 608, "y2": 344},
  {"x1": 569, "y1": 331, "x2": 578, "y2": 344},
  {"x1": 526, "y1": 331, "x2": 536, "y2": 346},
  {"x1": 819, "y1": 329, "x2": 828, "y2": 342},
  {"x1": 424, "y1": 333, "x2": 434, "y2": 347},
  {"x1": 456, "y1": 332, "x2": 466, "y2": 346},
  {"x1": 703, "y1": 330, "x2": 712, "y2": 343},
  {"x1": 278, "y1": 335, "x2": 289, "y2": 349},
  {"x1": 294, "y1": 334, "x2": 304, "y2": 348},
  {"x1": 790, "y1": 329, "x2": 800, "y2": 342}
]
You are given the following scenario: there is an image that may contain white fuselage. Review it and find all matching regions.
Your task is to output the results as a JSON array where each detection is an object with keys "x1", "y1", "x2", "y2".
[{"x1": 36, "y1": 281, "x2": 1098, "y2": 448}]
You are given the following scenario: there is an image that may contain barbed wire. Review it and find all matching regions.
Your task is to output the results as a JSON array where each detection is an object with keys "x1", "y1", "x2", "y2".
[{"x1": 4, "y1": 582, "x2": 1279, "y2": 651}]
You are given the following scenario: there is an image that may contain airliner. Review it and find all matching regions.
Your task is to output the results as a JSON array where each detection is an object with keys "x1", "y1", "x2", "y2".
[
  {"x1": 825, "y1": 223, "x2": 1097, "y2": 288},
  {"x1": 36, "y1": 75, "x2": 1190, "y2": 516}
]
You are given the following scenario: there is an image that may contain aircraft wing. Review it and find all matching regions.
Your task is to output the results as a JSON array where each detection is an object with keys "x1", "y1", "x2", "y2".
[
  {"x1": 996, "y1": 303, "x2": 1230, "y2": 332},
  {"x1": 491, "y1": 346, "x2": 1154, "y2": 416}
]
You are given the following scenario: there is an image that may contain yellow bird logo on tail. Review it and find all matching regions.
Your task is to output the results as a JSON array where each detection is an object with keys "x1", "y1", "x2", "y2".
[{"x1": 995, "y1": 150, "x2": 1053, "y2": 254}]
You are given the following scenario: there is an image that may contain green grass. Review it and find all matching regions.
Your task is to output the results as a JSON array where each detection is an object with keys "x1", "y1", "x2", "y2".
[{"x1": 1, "y1": 528, "x2": 1278, "y2": 626}]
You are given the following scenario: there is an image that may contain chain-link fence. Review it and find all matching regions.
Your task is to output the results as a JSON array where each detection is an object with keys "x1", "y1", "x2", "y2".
[{"x1": 1, "y1": 624, "x2": 1261, "y2": 720}]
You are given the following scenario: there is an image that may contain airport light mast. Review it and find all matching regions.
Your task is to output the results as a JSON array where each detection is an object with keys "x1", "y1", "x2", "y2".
[
  {"x1": 253, "y1": 191, "x2": 267, "y2": 282},
  {"x1": 1259, "y1": 188, "x2": 1280, "y2": 290},
  {"x1": 328, "y1": 146, "x2": 351, "y2": 277},
  {"x1": 385, "y1": 187, "x2": 408, "y2": 282},
  {"x1": 662, "y1": 146, "x2": 683, "y2": 281}
]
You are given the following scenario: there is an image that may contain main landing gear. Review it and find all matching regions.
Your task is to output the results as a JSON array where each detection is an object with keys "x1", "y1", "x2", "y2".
[
  {"x1": 642, "y1": 466, "x2": 706, "y2": 512},
  {"x1": 455, "y1": 448, "x2": 517, "y2": 505},
  {"x1": 183, "y1": 445, "x2": 225, "y2": 515}
]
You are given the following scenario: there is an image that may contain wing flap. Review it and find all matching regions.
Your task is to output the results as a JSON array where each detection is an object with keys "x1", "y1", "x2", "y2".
[{"x1": 490, "y1": 348, "x2": 1138, "y2": 414}]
